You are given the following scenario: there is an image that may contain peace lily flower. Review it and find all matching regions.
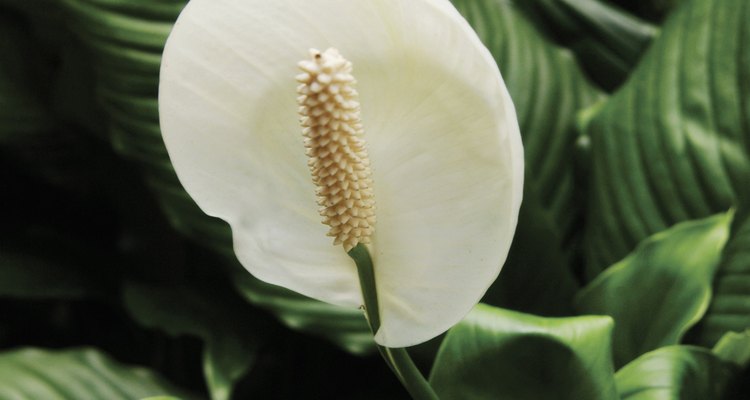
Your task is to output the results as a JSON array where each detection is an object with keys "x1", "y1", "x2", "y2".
[{"x1": 159, "y1": 0, "x2": 523, "y2": 348}]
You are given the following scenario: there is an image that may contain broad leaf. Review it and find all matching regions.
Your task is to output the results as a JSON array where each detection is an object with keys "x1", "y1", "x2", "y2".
[
  {"x1": 576, "y1": 213, "x2": 732, "y2": 368},
  {"x1": 582, "y1": 0, "x2": 750, "y2": 278},
  {"x1": 0, "y1": 348, "x2": 197, "y2": 400},
  {"x1": 603, "y1": 0, "x2": 683, "y2": 21},
  {"x1": 452, "y1": 0, "x2": 603, "y2": 315},
  {"x1": 429, "y1": 304, "x2": 618, "y2": 400},
  {"x1": 694, "y1": 210, "x2": 750, "y2": 346},
  {"x1": 123, "y1": 281, "x2": 259, "y2": 400},
  {"x1": 615, "y1": 346, "x2": 738, "y2": 400},
  {"x1": 712, "y1": 330, "x2": 750, "y2": 368},
  {"x1": 516, "y1": 0, "x2": 658, "y2": 90}
]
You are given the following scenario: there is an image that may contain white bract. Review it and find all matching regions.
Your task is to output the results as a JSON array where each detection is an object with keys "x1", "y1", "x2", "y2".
[{"x1": 159, "y1": 0, "x2": 524, "y2": 347}]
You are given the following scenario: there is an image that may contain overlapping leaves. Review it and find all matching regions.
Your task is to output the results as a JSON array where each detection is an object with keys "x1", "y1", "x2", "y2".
[
  {"x1": 514, "y1": 0, "x2": 657, "y2": 90},
  {"x1": 0, "y1": 348, "x2": 196, "y2": 400},
  {"x1": 615, "y1": 346, "x2": 739, "y2": 400},
  {"x1": 576, "y1": 0, "x2": 750, "y2": 373},
  {"x1": 576, "y1": 213, "x2": 732, "y2": 367},
  {"x1": 452, "y1": 0, "x2": 603, "y2": 315},
  {"x1": 582, "y1": 0, "x2": 750, "y2": 278},
  {"x1": 694, "y1": 211, "x2": 750, "y2": 346},
  {"x1": 430, "y1": 304, "x2": 618, "y2": 400},
  {"x1": 1, "y1": 0, "x2": 750, "y2": 398}
]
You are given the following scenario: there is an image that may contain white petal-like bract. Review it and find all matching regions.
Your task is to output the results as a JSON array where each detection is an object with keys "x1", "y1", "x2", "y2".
[{"x1": 159, "y1": 0, "x2": 523, "y2": 347}]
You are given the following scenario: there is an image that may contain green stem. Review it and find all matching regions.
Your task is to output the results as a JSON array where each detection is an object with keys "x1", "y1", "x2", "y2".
[
  {"x1": 348, "y1": 244, "x2": 439, "y2": 400},
  {"x1": 349, "y1": 243, "x2": 381, "y2": 332},
  {"x1": 387, "y1": 347, "x2": 439, "y2": 400}
]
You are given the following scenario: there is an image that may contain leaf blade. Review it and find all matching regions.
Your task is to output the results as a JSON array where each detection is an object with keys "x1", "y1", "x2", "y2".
[
  {"x1": 429, "y1": 304, "x2": 618, "y2": 400},
  {"x1": 615, "y1": 346, "x2": 738, "y2": 400},
  {"x1": 452, "y1": 0, "x2": 604, "y2": 315},
  {"x1": 582, "y1": 0, "x2": 750, "y2": 277},
  {"x1": 576, "y1": 213, "x2": 732, "y2": 367},
  {"x1": 694, "y1": 210, "x2": 750, "y2": 346},
  {"x1": 0, "y1": 348, "x2": 197, "y2": 400}
]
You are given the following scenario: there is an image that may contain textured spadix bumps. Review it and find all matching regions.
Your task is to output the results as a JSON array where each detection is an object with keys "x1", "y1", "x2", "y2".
[
  {"x1": 159, "y1": 0, "x2": 524, "y2": 347},
  {"x1": 297, "y1": 49, "x2": 376, "y2": 252}
]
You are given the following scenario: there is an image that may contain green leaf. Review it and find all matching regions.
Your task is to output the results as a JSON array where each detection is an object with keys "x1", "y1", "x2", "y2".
[
  {"x1": 55, "y1": 0, "x2": 374, "y2": 355},
  {"x1": 0, "y1": 347, "x2": 197, "y2": 400},
  {"x1": 516, "y1": 0, "x2": 658, "y2": 90},
  {"x1": 603, "y1": 0, "x2": 684, "y2": 21},
  {"x1": 615, "y1": 346, "x2": 738, "y2": 400},
  {"x1": 122, "y1": 281, "x2": 259, "y2": 400},
  {"x1": 576, "y1": 213, "x2": 732, "y2": 368},
  {"x1": 582, "y1": 0, "x2": 750, "y2": 277},
  {"x1": 712, "y1": 330, "x2": 750, "y2": 368},
  {"x1": 141, "y1": 397, "x2": 184, "y2": 400},
  {"x1": 429, "y1": 304, "x2": 618, "y2": 400},
  {"x1": 452, "y1": 0, "x2": 604, "y2": 315},
  {"x1": 694, "y1": 210, "x2": 750, "y2": 346}
]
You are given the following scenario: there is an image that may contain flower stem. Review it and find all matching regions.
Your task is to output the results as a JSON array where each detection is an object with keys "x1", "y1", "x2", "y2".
[
  {"x1": 348, "y1": 244, "x2": 439, "y2": 400},
  {"x1": 349, "y1": 243, "x2": 381, "y2": 332}
]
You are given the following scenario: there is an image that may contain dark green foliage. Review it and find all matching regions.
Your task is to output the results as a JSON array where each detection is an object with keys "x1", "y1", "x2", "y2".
[{"x1": 1, "y1": 0, "x2": 749, "y2": 398}]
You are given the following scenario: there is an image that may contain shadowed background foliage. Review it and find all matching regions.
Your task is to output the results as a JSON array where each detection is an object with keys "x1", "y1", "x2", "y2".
[{"x1": 0, "y1": 0, "x2": 748, "y2": 399}]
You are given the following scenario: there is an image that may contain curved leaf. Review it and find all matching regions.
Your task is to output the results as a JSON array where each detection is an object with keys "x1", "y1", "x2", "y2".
[
  {"x1": 576, "y1": 213, "x2": 732, "y2": 368},
  {"x1": 452, "y1": 0, "x2": 604, "y2": 315},
  {"x1": 429, "y1": 304, "x2": 618, "y2": 400},
  {"x1": 603, "y1": 0, "x2": 683, "y2": 21},
  {"x1": 694, "y1": 210, "x2": 750, "y2": 346},
  {"x1": 582, "y1": 0, "x2": 750, "y2": 277},
  {"x1": 712, "y1": 329, "x2": 750, "y2": 368},
  {"x1": 0, "y1": 348, "x2": 197, "y2": 400},
  {"x1": 516, "y1": 0, "x2": 658, "y2": 90},
  {"x1": 615, "y1": 346, "x2": 738, "y2": 400}
]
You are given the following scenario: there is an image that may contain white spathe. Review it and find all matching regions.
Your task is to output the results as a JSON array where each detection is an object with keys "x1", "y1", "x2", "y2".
[{"x1": 159, "y1": 0, "x2": 524, "y2": 348}]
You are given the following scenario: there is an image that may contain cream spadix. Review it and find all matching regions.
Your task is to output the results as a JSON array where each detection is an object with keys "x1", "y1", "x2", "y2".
[
  {"x1": 159, "y1": 0, "x2": 524, "y2": 347},
  {"x1": 297, "y1": 48, "x2": 376, "y2": 253}
]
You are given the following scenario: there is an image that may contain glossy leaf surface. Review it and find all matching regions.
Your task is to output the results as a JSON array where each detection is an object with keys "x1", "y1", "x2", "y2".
[
  {"x1": 516, "y1": 0, "x2": 658, "y2": 90},
  {"x1": 582, "y1": 0, "x2": 750, "y2": 277},
  {"x1": 430, "y1": 304, "x2": 617, "y2": 400},
  {"x1": 615, "y1": 346, "x2": 738, "y2": 400},
  {"x1": 0, "y1": 348, "x2": 197, "y2": 400},
  {"x1": 577, "y1": 213, "x2": 732, "y2": 367},
  {"x1": 712, "y1": 329, "x2": 750, "y2": 368},
  {"x1": 694, "y1": 211, "x2": 750, "y2": 346}
]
